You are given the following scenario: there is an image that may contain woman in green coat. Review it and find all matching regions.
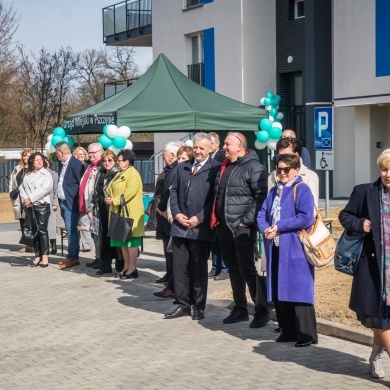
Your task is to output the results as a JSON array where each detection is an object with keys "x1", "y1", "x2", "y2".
[{"x1": 105, "y1": 149, "x2": 144, "y2": 279}]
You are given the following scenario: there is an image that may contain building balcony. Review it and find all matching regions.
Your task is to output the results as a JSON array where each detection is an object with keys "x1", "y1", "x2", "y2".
[
  {"x1": 104, "y1": 79, "x2": 138, "y2": 99},
  {"x1": 187, "y1": 63, "x2": 204, "y2": 86},
  {"x1": 103, "y1": 0, "x2": 152, "y2": 47}
]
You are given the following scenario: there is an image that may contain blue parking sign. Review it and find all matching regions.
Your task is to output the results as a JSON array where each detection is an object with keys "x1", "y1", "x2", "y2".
[{"x1": 314, "y1": 107, "x2": 333, "y2": 150}]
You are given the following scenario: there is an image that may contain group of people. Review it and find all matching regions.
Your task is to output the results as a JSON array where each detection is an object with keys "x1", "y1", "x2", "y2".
[{"x1": 11, "y1": 129, "x2": 390, "y2": 374}]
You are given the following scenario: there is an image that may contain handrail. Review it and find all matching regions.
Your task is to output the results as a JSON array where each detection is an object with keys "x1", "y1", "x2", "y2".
[{"x1": 149, "y1": 133, "x2": 194, "y2": 177}]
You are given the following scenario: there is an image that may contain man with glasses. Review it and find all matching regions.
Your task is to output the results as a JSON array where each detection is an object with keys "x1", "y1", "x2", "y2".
[
  {"x1": 55, "y1": 142, "x2": 86, "y2": 269},
  {"x1": 78, "y1": 143, "x2": 104, "y2": 268},
  {"x1": 211, "y1": 132, "x2": 270, "y2": 328}
]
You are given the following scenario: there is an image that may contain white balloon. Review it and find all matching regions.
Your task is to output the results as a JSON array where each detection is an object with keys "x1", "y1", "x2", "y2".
[
  {"x1": 272, "y1": 122, "x2": 283, "y2": 130},
  {"x1": 118, "y1": 125, "x2": 131, "y2": 138},
  {"x1": 185, "y1": 140, "x2": 193, "y2": 147},
  {"x1": 265, "y1": 105, "x2": 272, "y2": 111},
  {"x1": 267, "y1": 140, "x2": 278, "y2": 150},
  {"x1": 108, "y1": 145, "x2": 121, "y2": 155},
  {"x1": 254, "y1": 140, "x2": 267, "y2": 150},
  {"x1": 45, "y1": 142, "x2": 55, "y2": 154},
  {"x1": 47, "y1": 134, "x2": 53, "y2": 142},
  {"x1": 260, "y1": 97, "x2": 265, "y2": 105},
  {"x1": 125, "y1": 139, "x2": 133, "y2": 150},
  {"x1": 254, "y1": 130, "x2": 259, "y2": 135},
  {"x1": 269, "y1": 116, "x2": 274, "y2": 123},
  {"x1": 106, "y1": 124, "x2": 119, "y2": 138},
  {"x1": 276, "y1": 112, "x2": 284, "y2": 120}
]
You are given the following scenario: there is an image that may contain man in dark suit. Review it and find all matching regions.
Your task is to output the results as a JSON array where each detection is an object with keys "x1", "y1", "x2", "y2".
[
  {"x1": 209, "y1": 132, "x2": 226, "y2": 163},
  {"x1": 165, "y1": 133, "x2": 221, "y2": 320},
  {"x1": 55, "y1": 142, "x2": 86, "y2": 269}
]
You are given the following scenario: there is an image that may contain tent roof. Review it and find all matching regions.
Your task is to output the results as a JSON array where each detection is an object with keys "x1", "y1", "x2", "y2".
[{"x1": 64, "y1": 53, "x2": 267, "y2": 134}]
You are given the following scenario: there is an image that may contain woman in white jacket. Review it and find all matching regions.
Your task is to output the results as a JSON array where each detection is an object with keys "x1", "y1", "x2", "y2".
[{"x1": 19, "y1": 152, "x2": 53, "y2": 267}]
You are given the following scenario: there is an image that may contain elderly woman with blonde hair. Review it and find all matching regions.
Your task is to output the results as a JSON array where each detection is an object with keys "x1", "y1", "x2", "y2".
[
  {"x1": 340, "y1": 148, "x2": 390, "y2": 379},
  {"x1": 73, "y1": 146, "x2": 88, "y2": 167}
]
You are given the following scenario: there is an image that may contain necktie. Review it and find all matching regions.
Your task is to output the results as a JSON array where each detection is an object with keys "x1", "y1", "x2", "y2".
[{"x1": 193, "y1": 162, "x2": 201, "y2": 175}]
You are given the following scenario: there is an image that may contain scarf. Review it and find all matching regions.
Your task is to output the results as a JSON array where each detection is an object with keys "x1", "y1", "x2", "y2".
[
  {"x1": 380, "y1": 186, "x2": 390, "y2": 318},
  {"x1": 270, "y1": 175, "x2": 300, "y2": 246}
]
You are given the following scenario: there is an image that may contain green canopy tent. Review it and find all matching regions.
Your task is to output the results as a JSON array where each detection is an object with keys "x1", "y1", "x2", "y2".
[{"x1": 63, "y1": 53, "x2": 267, "y2": 134}]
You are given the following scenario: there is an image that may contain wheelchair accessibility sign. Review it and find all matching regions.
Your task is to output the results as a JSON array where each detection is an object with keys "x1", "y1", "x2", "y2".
[
  {"x1": 316, "y1": 150, "x2": 334, "y2": 171},
  {"x1": 314, "y1": 107, "x2": 333, "y2": 150}
]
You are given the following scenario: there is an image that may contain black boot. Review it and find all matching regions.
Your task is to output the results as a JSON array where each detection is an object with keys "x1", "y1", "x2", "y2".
[{"x1": 50, "y1": 239, "x2": 57, "y2": 255}]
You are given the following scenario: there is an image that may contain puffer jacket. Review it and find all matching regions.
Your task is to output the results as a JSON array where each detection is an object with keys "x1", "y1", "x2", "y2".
[{"x1": 211, "y1": 150, "x2": 267, "y2": 233}]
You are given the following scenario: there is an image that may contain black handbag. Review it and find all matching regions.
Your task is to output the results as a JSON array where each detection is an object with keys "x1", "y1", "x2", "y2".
[
  {"x1": 9, "y1": 187, "x2": 19, "y2": 200},
  {"x1": 23, "y1": 207, "x2": 38, "y2": 247},
  {"x1": 107, "y1": 195, "x2": 134, "y2": 242},
  {"x1": 334, "y1": 230, "x2": 365, "y2": 276}
]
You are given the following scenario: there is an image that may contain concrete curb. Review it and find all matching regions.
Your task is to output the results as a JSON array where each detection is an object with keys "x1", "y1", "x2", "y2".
[{"x1": 208, "y1": 297, "x2": 373, "y2": 346}]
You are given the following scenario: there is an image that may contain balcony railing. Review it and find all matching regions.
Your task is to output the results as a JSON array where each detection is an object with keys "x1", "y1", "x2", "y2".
[
  {"x1": 186, "y1": 0, "x2": 203, "y2": 7},
  {"x1": 103, "y1": 0, "x2": 152, "y2": 42},
  {"x1": 187, "y1": 63, "x2": 204, "y2": 86},
  {"x1": 104, "y1": 79, "x2": 138, "y2": 99}
]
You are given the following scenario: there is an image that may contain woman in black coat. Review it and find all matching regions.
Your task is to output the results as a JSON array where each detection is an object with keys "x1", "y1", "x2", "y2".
[{"x1": 339, "y1": 148, "x2": 390, "y2": 379}]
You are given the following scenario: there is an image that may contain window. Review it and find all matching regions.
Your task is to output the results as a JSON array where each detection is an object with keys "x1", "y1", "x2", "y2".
[
  {"x1": 295, "y1": 0, "x2": 304, "y2": 19},
  {"x1": 188, "y1": 33, "x2": 204, "y2": 85}
]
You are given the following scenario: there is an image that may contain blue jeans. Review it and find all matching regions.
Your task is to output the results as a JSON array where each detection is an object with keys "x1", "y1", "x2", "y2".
[
  {"x1": 211, "y1": 240, "x2": 228, "y2": 275},
  {"x1": 60, "y1": 201, "x2": 80, "y2": 260}
]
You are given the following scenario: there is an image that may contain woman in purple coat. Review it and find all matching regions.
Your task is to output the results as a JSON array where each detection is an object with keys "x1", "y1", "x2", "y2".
[{"x1": 258, "y1": 154, "x2": 316, "y2": 347}]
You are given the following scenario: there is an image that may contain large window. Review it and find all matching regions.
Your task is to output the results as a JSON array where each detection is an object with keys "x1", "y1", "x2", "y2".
[{"x1": 188, "y1": 33, "x2": 204, "y2": 85}]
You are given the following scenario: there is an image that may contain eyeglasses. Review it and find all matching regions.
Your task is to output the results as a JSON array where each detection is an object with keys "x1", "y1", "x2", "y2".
[
  {"x1": 88, "y1": 150, "x2": 102, "y2": 155},
  {"x1": 227, "y1": 132, "x2": 242, "y2": 145},
  {"x1": 103, "y1": 159, "x2": 114, "y2": 163},
  {"x1": 276, "y1": 166, "x2": 292, "y2": 175}
]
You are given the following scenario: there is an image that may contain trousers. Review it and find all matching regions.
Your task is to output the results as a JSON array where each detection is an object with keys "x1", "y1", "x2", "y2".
[{"x1": 25, "y1": 203, "x2": 50, "y2": 257}]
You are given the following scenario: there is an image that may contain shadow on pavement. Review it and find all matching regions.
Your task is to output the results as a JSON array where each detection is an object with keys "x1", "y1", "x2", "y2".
[{"x1": 253, "y1": 341, "x2": 389, "y2": 386}]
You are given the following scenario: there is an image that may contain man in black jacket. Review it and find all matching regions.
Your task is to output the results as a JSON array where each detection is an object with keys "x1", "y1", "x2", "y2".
[
  {"x1": 165, "y1": 133, "x2": 221, "y2": 320},
  {"x1": 211, "y1": 132, "x2": 269, "y2": 328}
]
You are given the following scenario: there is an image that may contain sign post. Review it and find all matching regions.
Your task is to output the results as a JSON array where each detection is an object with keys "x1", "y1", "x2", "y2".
[{"x1": 314, "y1": 107, "x2": 334, "y2": 217}]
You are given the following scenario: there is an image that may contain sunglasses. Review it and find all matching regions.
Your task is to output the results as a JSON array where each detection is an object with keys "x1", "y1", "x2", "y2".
[
  {"x1": 227, "y1": 132, "x2": 242, "y2": 145},
  {"x1": 103, "y1": 159, "x2": 114, "y2": 163},
  {"x1": 276, "y1": 166, "x2": 292, "y2": 175}
]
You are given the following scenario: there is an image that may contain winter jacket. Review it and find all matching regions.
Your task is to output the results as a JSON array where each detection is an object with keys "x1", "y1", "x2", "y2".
[{"x1": 211, "y1": 150, "x2": 267, "y2": 233}]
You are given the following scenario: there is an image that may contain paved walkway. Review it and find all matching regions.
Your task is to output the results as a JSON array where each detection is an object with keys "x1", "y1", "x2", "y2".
[{"x1": 0, "y1": 226, "x2": 389, "y2": 389}]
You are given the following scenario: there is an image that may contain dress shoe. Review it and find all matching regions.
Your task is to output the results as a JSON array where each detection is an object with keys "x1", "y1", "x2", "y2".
[
  {"x1": 31, "y1": 258, "x2": 42, "y2": 267},
  {"x1": 40, "y1": 264, "x2": 49, "y2": 268},
  {"x1": 92, "y1": 262, "x2": 101, "y2": 269},
  {"x1": 164, "y1": 306, "x2": 190, "y2": 319},
  {"x1": 86, "y1": 259, "x2": 99, "y2": 267},
  {"x1": 250, "y1": 310, "x2": 270, "y2": 328},
  {"x1": 214, "y1": 272, "x2": 229, "y2": 281},
  {"x1": 122, "y1": 269, "x2": 138, "y2": 279},
  {"x1": 60, "y1": 259, "x2": 74, "y2": 269},
  {"x1": 72, "y1": 259, "x2": 80, "y2": 266},
  {"x1": 192, "y1": 308, "x2": 205, "y2": 320},
  {"x1": 96, "y1": 270, "x2": 112, "y2": 276},
  {"x1": 156, "y1": 274, "x2": 169, "y2": 283},
  {"x1": 295, "y1": 339, "x2": 318, "y2": 348},
  {"x1": 153, "y1": 287, "x2": 175, "y2": 298},
  {"x1": 276, "y1": 335, "x2": 297, "y2": 343},
  {"x1": 114, "y1": 270, "x2": 126, "y2": 278},
  {"x1": 80, "y1": 249, "x2": 91, "y2": 252},
  {"x1": 208, "y1": 270, "x2": 216, "y2": 278},
  {"x1": 275, "y1": 327, "x2": 281, "y2": 333},
  {"x1": 223, "y1": 307, "x2": 249, "y2": 324}
]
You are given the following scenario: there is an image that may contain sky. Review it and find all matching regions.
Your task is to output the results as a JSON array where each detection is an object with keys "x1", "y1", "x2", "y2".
[{"x1": 4, "y1": 0, "x2": 153, "y2": 71}]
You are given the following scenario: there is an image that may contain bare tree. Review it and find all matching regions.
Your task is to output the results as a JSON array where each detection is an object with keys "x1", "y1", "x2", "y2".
[
  {"x1": 104, "y1": 47, "x2": 140, "y2": 80},
  {"x1": 16, "y1": 46, "x2": 78, "y2": 150}
]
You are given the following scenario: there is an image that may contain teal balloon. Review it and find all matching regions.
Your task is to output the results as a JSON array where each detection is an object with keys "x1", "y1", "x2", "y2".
[
  {"x1": 274, "y1": 94, "x2": 281, "y2": 103},
  {"x1": 264, "y1": 98, "x2": 271, "y2": 106},
  {"x1": 257, "y1": 130, "x2": 270, "y2": 143},
  {"x1": 51, "y1": 135, "x2": 63, "y2": 146},
  {"x1": 273, "y1": 118, "x2": 281, "y2": 123},
  {"x1": 98, "y1": 134, "x2": 113, "y2": 149},
  {"x1": 113, "y1": 136, "x2": 126, "y2": 149},
  {"x1": 265, "y1": 91, "x2": 274, "y2": 99},
  {"x1": 53, "y1": 127, "x2": 65, "y2": 138},
  {"x1": 270, "y1": 108, "x2": 278, "y2": 117},
  {"x1": 63, "y1": 136, "x2": 75, "y2": 147},
  {"x1": 260, "y1": 118, "x2": 272, "y2": 132},
  {"x1": 271, "y1": 98, "x2": 279, "y2": 107},
  {"x1": 269, "y1": 127, "x2": 282, "y2": 139},
  {"x1": 103, "y1": 124, "x2": 109, "y2": 136}
]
